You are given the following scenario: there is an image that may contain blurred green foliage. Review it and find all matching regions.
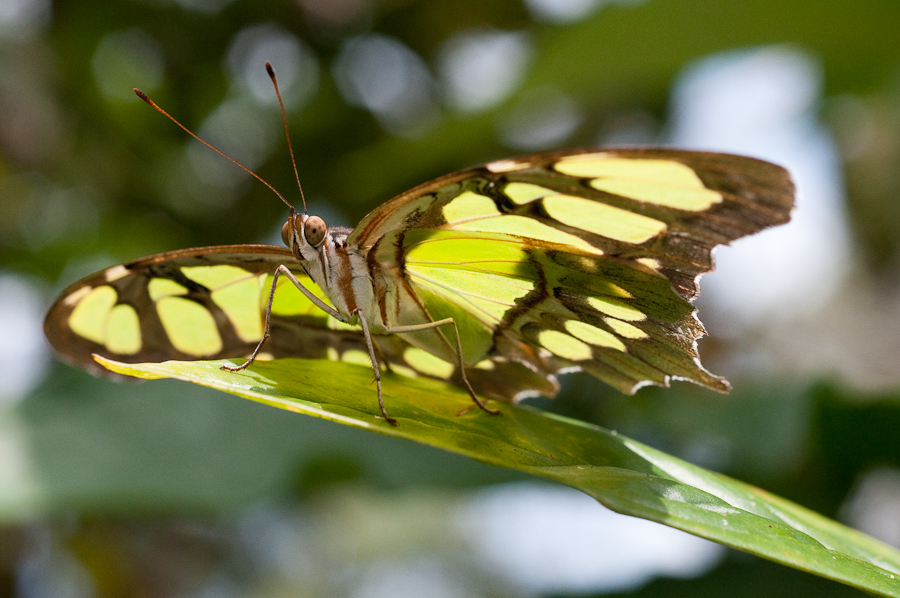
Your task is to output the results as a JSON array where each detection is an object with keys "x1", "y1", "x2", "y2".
[{"x1": 2, "y1": 0, "x2": 900, "y2": 596}]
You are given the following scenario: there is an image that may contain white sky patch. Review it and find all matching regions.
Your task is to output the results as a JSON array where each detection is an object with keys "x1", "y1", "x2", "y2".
[
  {"x1": 0, "y1": 0, "x2": 50, "y2": 42},
  {"x1": 0, "y1": 274, "x2": 50, "y2": 405},
  {"x1": 497, "y1": 86, "x2": 582, "y2": 150},
  {"x1": 226, "y1": 24, "x2": 319, "y2": 110},
  {"x1": 437, "y1": 29, "x2": 533, "y2": 113},
  {"x1": 455, "y1": 482, "x2": 723, "y2": 595},
  {"x1": 666, "y1": 46, "x2": 851, "y2": 329},
  {"x1": 185, "y1": 96, "x2": 281, "y2": 193},
  {"x1": 333, "y1": 34, "x2": 438, "y2": 137},
  {"x1": 842, "y1": 467, "x2": 900, "y2": 549},
  {"x1": 348, "y1": 558, "x2": 476, "y2": 598},
  {"x1": 523, "y1": 0, "x2": 647, "y2": 24},
  {"x1": 14, "y1": 527, "x2": 97, "y2": 598}
]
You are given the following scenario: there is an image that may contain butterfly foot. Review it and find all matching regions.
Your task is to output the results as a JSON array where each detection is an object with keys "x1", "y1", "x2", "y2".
[
  {"x1": 456, "y1": 401, "x2": 502, "y2": 417},
  {"x1": 479, "y1": 403, "x2": 502, "y2": 416},
  {"x1": 221, "y1": 361, "x2": 250, "y2": 372},
  {"x1": 470, "y1": 392, "x2": 502, "y2": 416}
]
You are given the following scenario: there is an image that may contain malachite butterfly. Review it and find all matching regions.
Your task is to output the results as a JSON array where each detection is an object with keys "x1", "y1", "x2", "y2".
[{"x1": 44, "y1": 65, "x2": 795, "y2": 425}]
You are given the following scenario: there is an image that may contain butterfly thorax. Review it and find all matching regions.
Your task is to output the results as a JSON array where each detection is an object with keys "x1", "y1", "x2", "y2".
[{"x1": 282, "y1": 212, "x2": 386, "y2": 332}]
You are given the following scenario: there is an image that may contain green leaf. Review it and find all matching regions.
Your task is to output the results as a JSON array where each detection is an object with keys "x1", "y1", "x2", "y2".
[{"x1": 97, "y1": 356, "x2": 900, "y2": 597}]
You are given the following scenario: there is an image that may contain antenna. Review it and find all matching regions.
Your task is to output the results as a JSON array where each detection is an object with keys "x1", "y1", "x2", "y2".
[
  {"x1": 266, "y1": 61, "x2": 307, "y2": 213},
  {"x1": 134, "y1": 87, "x2": 295, "y2": 211}
]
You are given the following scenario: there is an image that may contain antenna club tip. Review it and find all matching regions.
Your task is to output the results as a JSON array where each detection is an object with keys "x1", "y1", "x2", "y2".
[
  {"x1": 265, "y1": 62, "x2": 275, "y2": 77},
  {"x1": 134, "y1": 88, "x2": 150, "y2": 102}
]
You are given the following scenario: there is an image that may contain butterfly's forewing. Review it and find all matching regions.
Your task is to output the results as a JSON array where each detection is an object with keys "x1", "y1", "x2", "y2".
[
  {"x1": 350, "y1": 149, "x2": 794, "y2": 395},
  {"x1": 46, "y1": 246, "x2": 312, "y2": 376},
  {"x1": 44, "y1": 245, "x2": 551, "y2": 401},
  {"x1": 351, "y1": 149, "x2": 794, "y2": 299}
]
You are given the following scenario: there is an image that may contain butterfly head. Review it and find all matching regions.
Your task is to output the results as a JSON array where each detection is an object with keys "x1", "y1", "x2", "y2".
[{"x1": 282, "y1": 210, "x2": 329, "y2": 260}]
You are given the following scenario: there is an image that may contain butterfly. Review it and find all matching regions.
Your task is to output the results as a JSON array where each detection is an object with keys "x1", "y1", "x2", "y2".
[{"x1": 44, "y1": 65, "x2": 795, "y2": 426}]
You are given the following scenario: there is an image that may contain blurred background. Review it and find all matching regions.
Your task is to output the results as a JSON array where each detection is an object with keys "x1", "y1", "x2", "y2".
[{"x1": 1, "y1": 0, "x2": 899, "y2": 595}]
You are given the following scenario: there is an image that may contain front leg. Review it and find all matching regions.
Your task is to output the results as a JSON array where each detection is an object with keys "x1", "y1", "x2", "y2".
[
  {"x1": 353, "y1": 309, "x2": 397, "y2": 426},
  {"x1": 223, "y1": 264, "x2": 348, "y2": 373}
]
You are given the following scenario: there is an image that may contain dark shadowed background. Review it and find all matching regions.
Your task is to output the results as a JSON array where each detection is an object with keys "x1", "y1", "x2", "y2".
[{"x1": 1, "y1": 0, "x2": 899, "y2": 595}]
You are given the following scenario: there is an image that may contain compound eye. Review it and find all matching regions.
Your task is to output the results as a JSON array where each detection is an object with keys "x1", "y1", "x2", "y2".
[
  {"x1": 280, "y1": 220, "x2": 292, "y2": 246},
  {"x1": 304, "y1": 216, "x2": 327, "y2": 246}
]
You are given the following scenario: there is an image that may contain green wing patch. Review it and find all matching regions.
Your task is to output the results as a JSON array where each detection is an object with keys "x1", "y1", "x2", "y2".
[{"x1": 398, "y1": 228, "x2": 720, "y2": 394}]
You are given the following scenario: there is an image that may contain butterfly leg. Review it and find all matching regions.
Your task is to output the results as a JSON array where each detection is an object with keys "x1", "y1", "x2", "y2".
[
  {"x1": 370, "y1": 338, "x2": 395, "y2": 374},
  {"x1": 386, "y1": 319, "x2": 501, "y2": 416},
  {"x1": 352, "y1": 309, "x2": 397, "y2": 426},
  {"x1": 223, "y1": 265, "x2": 348, "y2": 372}
]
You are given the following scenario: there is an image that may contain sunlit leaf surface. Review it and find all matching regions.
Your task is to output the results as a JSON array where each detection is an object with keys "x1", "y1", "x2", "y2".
[{"x1": 98, "y1": 356, "x2": 900, "y2": 597}]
